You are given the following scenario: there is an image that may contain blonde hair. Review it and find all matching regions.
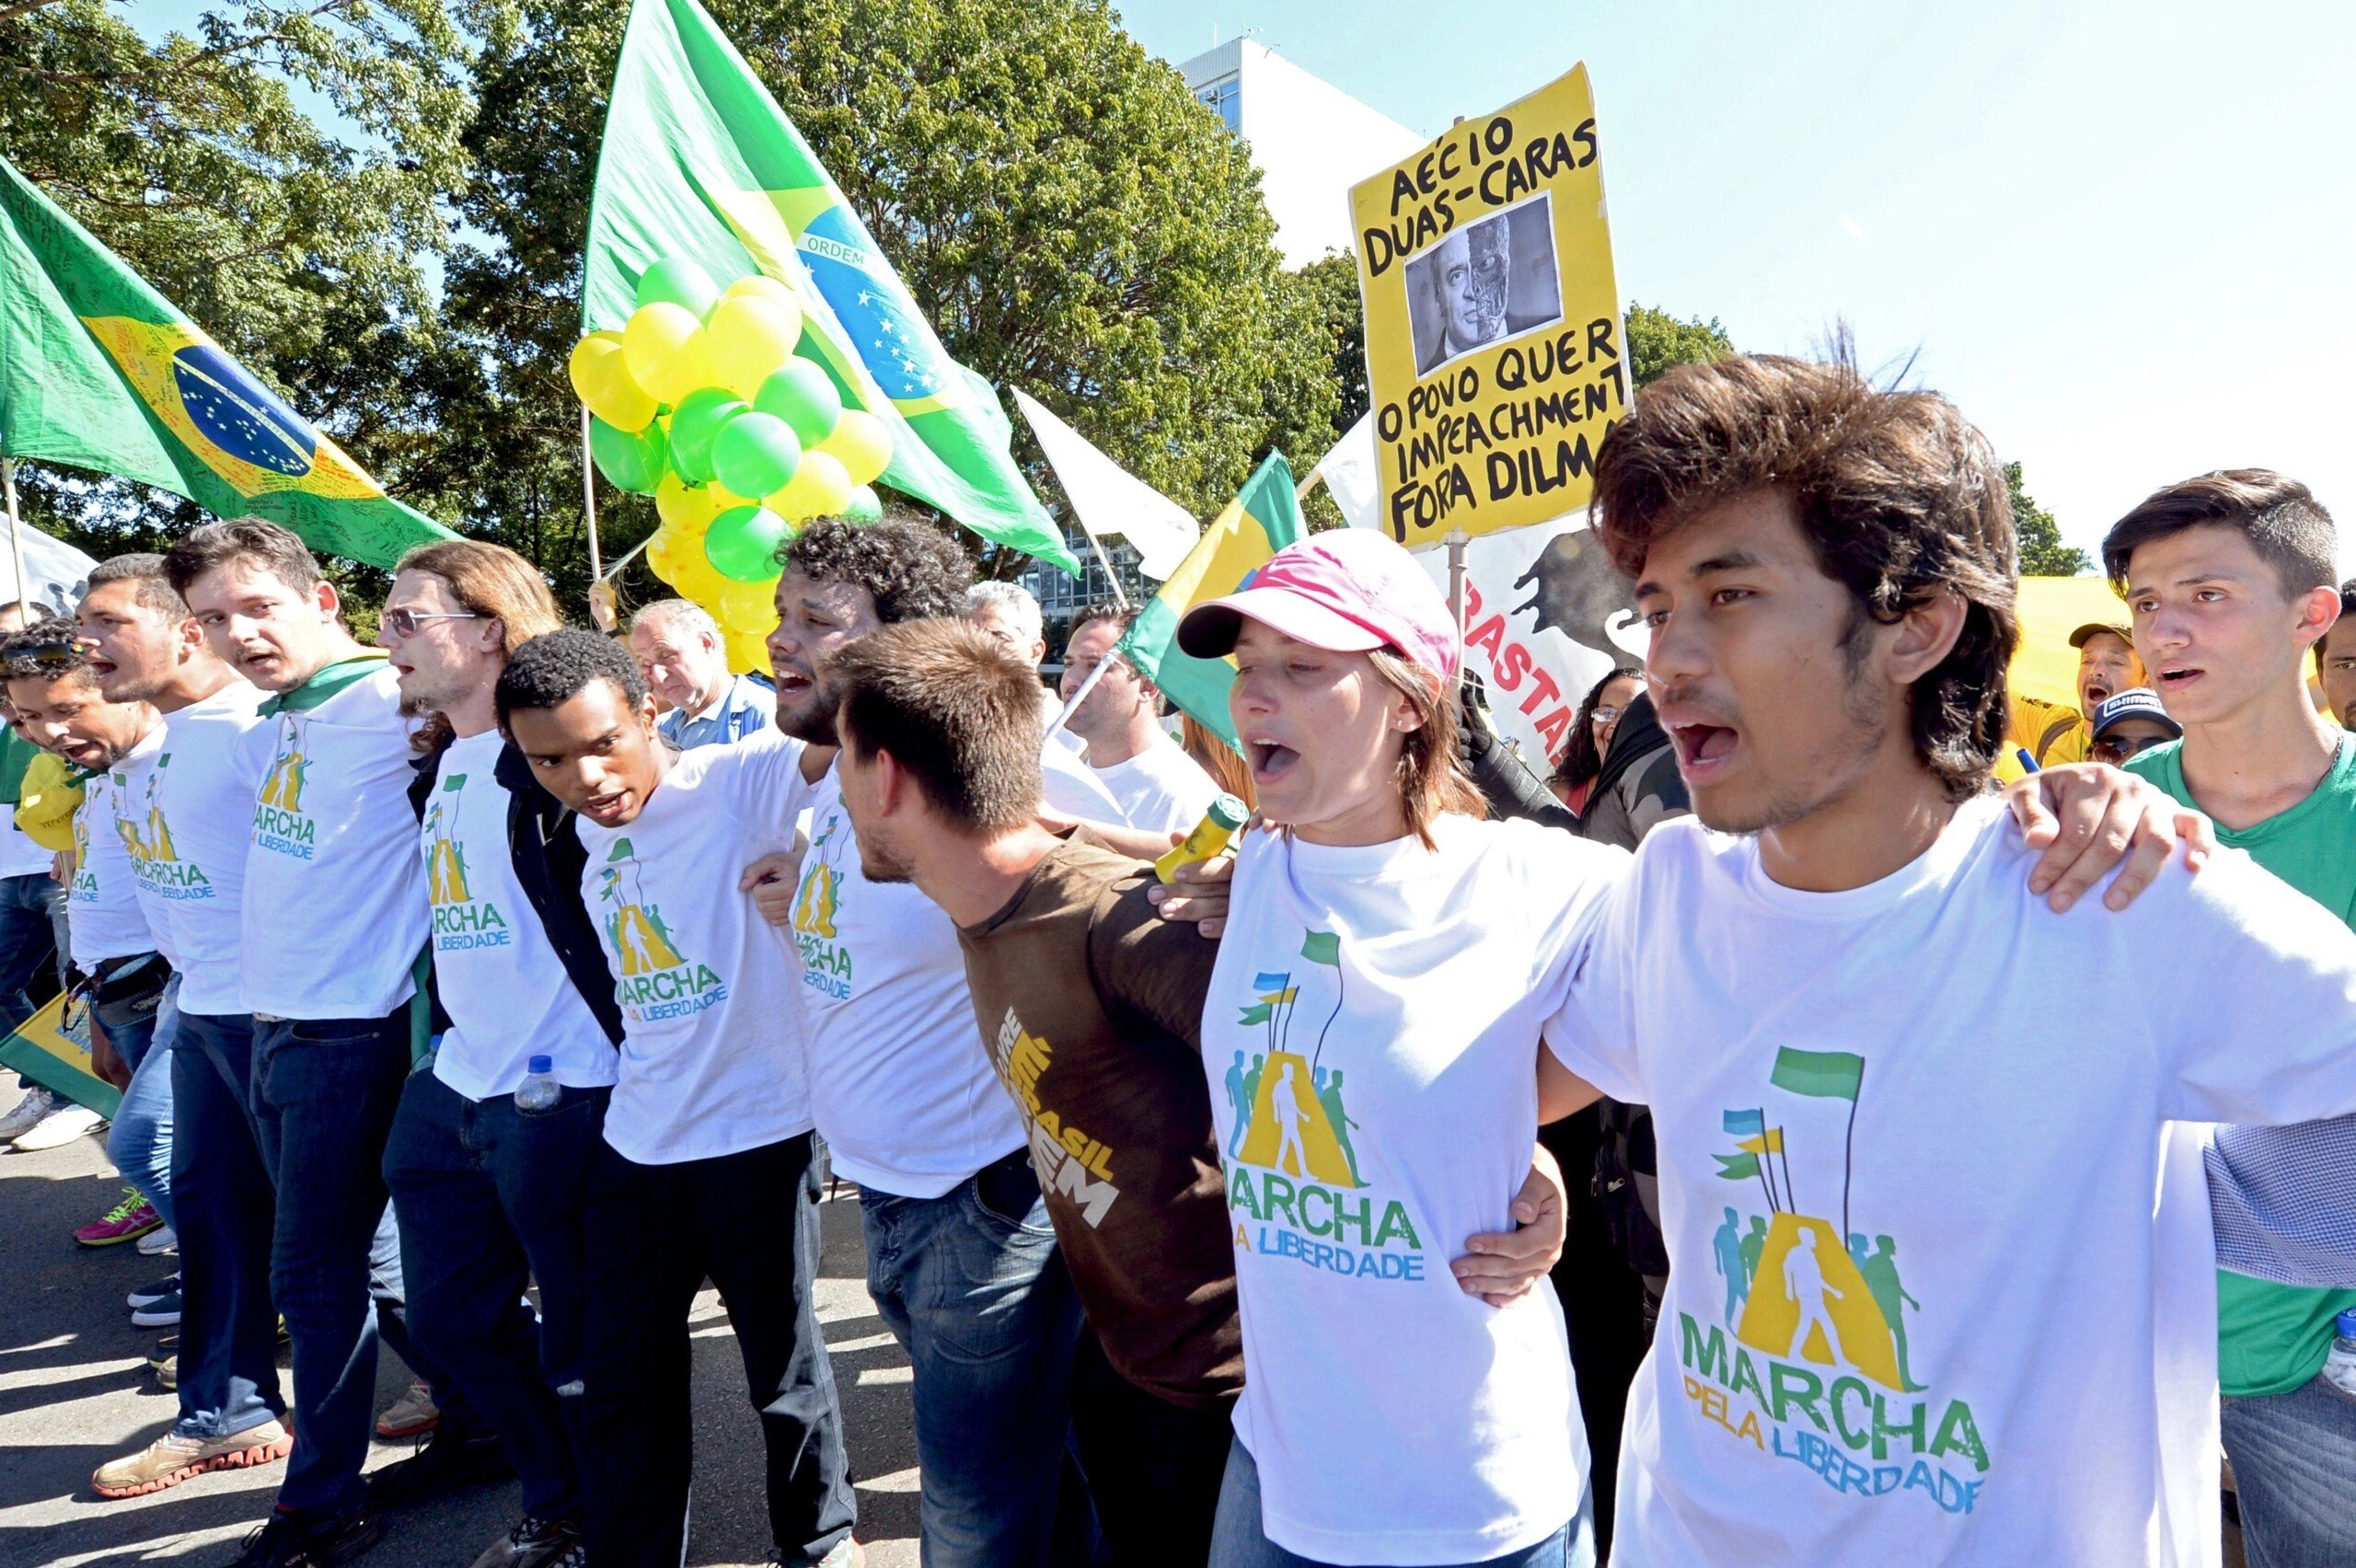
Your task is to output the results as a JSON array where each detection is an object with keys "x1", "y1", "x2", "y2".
[
  {"x1": 1365, "y1": 649, "x2": 1485, "y2": 848},
  {"x1": 395, "y1": 540, "x2": 567, "y2": 754}
]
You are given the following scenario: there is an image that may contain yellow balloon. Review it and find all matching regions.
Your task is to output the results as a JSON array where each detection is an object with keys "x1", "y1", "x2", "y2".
[
  {"x1": 654, "y1": 472, "x2": 720, "y2": 536},
  {"x1": 621, "y1": 303, "x2": 709, "y2": 407},
  {"x1": 725, "y1": 626, "x2": 774, "y2": 677},
  {"x1": 569, "y1": 333, "x2": 658, "y2": 432},
  {"x1": 816, "y1": 409, "x2": 892, "y2": 489},
  {"x1": 722, "y1": 274, "x2": 799, "y2": 310},
  {"x1": 718, "y1": 576, "x2": 779, "y2": 632},
  {"x1": 705, "y1": 294, "x2": 804, "y2": 400},
  {"x1": 769, "y1": 449, "x2": 853, "y2": 520},
  {"x1": 644, "y1": 525, "x2": 687, "y2": 587}
]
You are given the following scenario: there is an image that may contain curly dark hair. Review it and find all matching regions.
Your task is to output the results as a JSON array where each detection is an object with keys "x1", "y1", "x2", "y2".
[
  {"x1": 495, "y1": 628, "x2": 647, "y2": 730},
  {"x1": 1592, "y1": 352, "x2": 2016, "y2": 802},
  {"x1": 1551, "y1": 665, "x2": 1644, "y2": 794},
  {"x1": 779, "y1": 514, "x2": 973, "y2": 625},
  {"x1": 0, "y1": 615, "x2": 97, "y2": 686}
]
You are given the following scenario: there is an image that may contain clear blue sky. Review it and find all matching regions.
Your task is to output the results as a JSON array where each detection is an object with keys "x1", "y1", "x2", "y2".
[{"x1": 1117, "y1": 0, "x2": 2356, "y2": 570}]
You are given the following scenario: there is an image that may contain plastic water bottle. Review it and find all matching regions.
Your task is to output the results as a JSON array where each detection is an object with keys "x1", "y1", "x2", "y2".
[
  {"x1": 2323, "y1": 1310, "x2": 2356, "y2": 1404},
  {"x1": 514, "y1": 1055, "x2": 561, "y2": 1113}
]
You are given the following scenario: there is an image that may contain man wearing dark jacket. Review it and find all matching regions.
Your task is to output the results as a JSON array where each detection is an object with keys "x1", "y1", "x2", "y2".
[{"x1": 376, "y1": 542, "x2": 618, "y2": 1568}]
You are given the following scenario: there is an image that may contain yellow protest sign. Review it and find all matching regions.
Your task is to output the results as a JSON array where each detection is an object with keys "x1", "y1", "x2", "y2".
[{"x1": 1350, "y1": 63, "x2": 1623, "y2": 547}]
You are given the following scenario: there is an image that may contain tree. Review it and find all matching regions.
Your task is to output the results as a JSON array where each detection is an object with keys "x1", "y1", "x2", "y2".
[
  {"x1": 2006, "y1": 462, "x2": 2088, "y2": 576},
  {"x1": 0, "y1": 0, "x2": 479, "y2": 576},
  {"x1": 1624, "y1": 303, "x2": 1733, "y2": 388},
  {"x1": 450, "y1": 0, "x2": 1339, "y2": 601}
]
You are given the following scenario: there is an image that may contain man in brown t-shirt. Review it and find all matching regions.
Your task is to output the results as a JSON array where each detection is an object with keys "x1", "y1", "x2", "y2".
[{"x1": 821, "y1": 619, "x2": 1568, "y2": 1562}]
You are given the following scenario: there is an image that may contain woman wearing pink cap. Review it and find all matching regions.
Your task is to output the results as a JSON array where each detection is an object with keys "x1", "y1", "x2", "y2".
[{"x1": 1176, "y1": 528, "x2": 1624, "y2": 1567}]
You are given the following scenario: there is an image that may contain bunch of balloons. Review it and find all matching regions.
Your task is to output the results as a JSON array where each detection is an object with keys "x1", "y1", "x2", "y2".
[{"x1": 568, "y1": 256, "x2": 893, "y2": 670}]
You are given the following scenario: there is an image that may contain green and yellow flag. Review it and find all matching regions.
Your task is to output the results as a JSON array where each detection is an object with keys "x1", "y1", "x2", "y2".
[
  {"x1": 1118, "y1": 451, "x2": 1302, "y2": 750},
  {"x1": 0, "y1": 993, "x2": 120, "y2": 1119},
  {"x1": 0, "y1": 156, "x2": 452, "y2": 570},
  {"x1": 583, "y1": 0, "x2": 1076, "y2": 571}
]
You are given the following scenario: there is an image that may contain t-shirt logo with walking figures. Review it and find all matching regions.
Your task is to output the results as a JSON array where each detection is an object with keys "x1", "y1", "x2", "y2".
[
  {"x1": 1680, "y1": 1046, "x2": 1992, "y2": 1517},
  {"x1": 1223, "y1": 929, "x2": 1426, "y2": 1283},
  {"x1": 791, "y1": 808, "x2": 852, "y2": 1001},
  {"x1": 252, "y1": 720, "x2": 317, "y2": 859},
  {"x1": 119, "y1": 757, "x2": 212, "y2": 901},
  {"x1": 423, "y1": 778, "x2": 510, "y2": 951},
  {"x1": 595, "y1": 838, "x2": 726, "y2": 1021}
]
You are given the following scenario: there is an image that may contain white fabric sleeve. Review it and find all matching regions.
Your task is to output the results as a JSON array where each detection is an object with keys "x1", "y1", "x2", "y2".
[
  {"x1": 1542, "y1": 859, "x2": 1646, "y2": 1104},
  {"x1": 2139, "y1": 848, "x2": 2356, "y2": 1125},
  {"x1": 727, "y1": 728, "x2": 812, "y2": 853}
]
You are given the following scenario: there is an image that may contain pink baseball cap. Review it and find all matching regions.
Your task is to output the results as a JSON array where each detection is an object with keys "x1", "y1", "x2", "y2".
[{"x1": 1177, "y1": 530, "x2": 1459, "y2": 680}]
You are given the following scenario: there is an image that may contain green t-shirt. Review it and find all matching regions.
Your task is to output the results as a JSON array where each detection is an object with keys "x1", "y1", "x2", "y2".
[{"x1": 2128, "y1": 735, "x2": 2356, "y2": 1396}]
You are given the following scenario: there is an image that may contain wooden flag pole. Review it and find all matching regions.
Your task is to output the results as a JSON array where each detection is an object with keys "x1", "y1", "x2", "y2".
[
  {"x1": 1444, "y1": 526, "x2": 1470, "y2": 694},
  {"x1": 3, "y1": 458, "x2": 29, "y2": 616},
  {"x1": 580, "y1": 407, "x2": 604, "y2": 584}
]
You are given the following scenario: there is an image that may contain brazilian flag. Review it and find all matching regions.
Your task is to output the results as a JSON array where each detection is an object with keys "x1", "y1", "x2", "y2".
[
  {"x1": 0, "y1": 993, "x2": 120, "y2": 1119},
  {"x1": 583, "y1": 0, "x2": 1077, "y2": 572},
  {"x1": 1118, "y1": 452, "x2": 1302, "y2": 751},
  {"x1": 0, "y1": 156, "x2": 453, "y2": 569}
]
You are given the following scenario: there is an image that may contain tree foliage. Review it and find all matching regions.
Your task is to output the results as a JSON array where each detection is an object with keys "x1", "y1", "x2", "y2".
[
  {"x1": 2006, "y1": 461, "x2": 2087, "y2": 576},
  {"x1": 0, "y1": 0, "x2": 479, "y2": 576},
  {"x1": 1624, "y1": 303, "x2": 1733, "y2": 388}
]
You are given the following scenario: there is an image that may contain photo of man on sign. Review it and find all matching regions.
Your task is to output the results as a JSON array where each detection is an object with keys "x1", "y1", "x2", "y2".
[{"x1": 1408, "y1": 197, "x2": 1564, "y2": 375}]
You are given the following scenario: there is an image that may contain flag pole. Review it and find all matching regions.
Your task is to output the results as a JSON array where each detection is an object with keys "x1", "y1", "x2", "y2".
[
  {"x1": 1082, "y1": 532, "x2": 1131, "y2": 614},
  {"x1": 2, "y1": 458, "x2": 28, "y2": 615},
  {"x1": 1044, "y1": 654, "x2": 1112, "y2": 745},
  {"x1": 1444, "y1": 526, "x2": 1470, "y2": 695},
  {"x1": 580, "y1": 406, "x2": 604, "y2": 584}
]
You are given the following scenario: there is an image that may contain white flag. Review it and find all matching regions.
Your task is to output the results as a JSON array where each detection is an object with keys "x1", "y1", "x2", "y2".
[
  {"x1": 1311, "y1": 411, "x2": 1382, "y2": 536},
  {"x1": 1012, "y1": 390, "x2": 1198, "y2": 581},
  {"x1": 0, "y1": 522, "x2": 97, "y2": 617}
]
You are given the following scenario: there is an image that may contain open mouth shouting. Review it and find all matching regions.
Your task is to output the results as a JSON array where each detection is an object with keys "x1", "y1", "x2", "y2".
[
  {"x1": 2154, "y1": 663, "x2": 2202, "y2": 697},
  {"x1": 1667, "y1": 721, "x2": 1739, "y2": 781},
  {"x1": 1244, "y1": 735, "x2": 1301, "y2": 785}
]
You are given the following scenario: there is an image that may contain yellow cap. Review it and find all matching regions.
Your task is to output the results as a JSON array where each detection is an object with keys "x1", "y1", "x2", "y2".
[{"x1": 14, "y1": 750, "x2": 84, "y2": 852}]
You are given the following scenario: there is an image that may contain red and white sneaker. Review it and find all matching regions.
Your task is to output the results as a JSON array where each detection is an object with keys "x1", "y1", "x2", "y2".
[{"x1": 75, "y1": 1187, "x2": 164, "y2": 1248}]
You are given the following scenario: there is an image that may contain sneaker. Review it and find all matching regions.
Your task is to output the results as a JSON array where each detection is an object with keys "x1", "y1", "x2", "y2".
[
  {"x1": 231, "y1": 1507, "x2": 385, "y2": 1567},
  {"x1": 127, "y1": 1273, "x2": 181, "y2": 1309},
  {"x1": 77, "y1": 1188, "x2": 164, "y2": 1247},
  {"x1": 374, "y1": 1377, "x2": 439, "y2": 1439},
  {"x1": 131, "y1": 1291, "x2": 182, "y2": 1328},
  {"x1": 138, "y1": 1223, "x2": 179, "y2": 1255},
  {"x1": 147, "y1": 1332, "x2": 178, "y2": 1370},
  {"x1": 154, "y1": 1354, "x2": 177, "y2": 1392},
  {"x1": 364, "y1": 1428, "x2": 514, "y2": 1509},
  {"x1": 0, "y1": 1084, "x2": 56, "y2": 1139},
  {"x1": 469, "y1": 1513, "x2": 583, "y2": 1568},
  {"x1": 12, "y1": 1101, "x2": 105, "y2": 1149},
  {"x1": 816, "y1": 1540, "x2": 866, "y2": 1568},
  {"x1": 90, "y1": 1419, "x2": 293, "y2": 1498}
]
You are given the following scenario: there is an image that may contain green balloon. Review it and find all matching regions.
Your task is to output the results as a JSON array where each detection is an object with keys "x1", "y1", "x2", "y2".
[
  {"x1": 710, "y1": 411, "x2": 803, "y2": 501},
  {"x1": 704, "y1": 504, "x2": 794, "y2": 582},
  {"x1": 633, "y1": 257, "x2": 720, "y2": 319},
  {"x1": 753, "y1": 359, "x2": 844, "y2": 447},
  {"x1": 667, "y1": 387, "x2": 746, "y2": 483},
  {"x1": 842, "y1": 484, "x2": 884, "y2": 525},
  {"x1": 588, "y1": 415, "x2": 667, "y2": 495}
]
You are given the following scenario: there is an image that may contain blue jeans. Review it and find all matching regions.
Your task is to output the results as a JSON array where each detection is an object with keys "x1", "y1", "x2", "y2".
[
  {"x1": 0, "y1": 871, "x2": 64, "y2": 1030},
  {"x1": 103, "y1": 974, "x2": 178, "y2": 1228},
  {"x1": 249, "y1": 1009, "x2": 411, "y2": 1516},
  {"x1": 168, "y1": 1010, "x2": 285, "y2": 1443},
  {"x1": 385, "y1": 1065, "x2": 608, "y2": 1520},
  {"x1": 1210, "y1": 1436, "x2": 1594, "y2": 1567},
  {"x1": 859, "y1": 1150, "x2": 1082, "y2": 1567},
  {"x1": 2223, "y1": 1373, "x2": 2356, "y2": 1568}
]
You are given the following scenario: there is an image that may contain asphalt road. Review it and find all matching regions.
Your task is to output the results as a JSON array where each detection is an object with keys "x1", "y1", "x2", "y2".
[{"x1": 0, "y1": 1074, "x2": 921, "y2": 1568}]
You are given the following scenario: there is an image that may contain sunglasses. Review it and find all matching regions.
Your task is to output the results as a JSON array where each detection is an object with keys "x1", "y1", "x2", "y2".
[
  {"x1": 2090, "y1": 732, "x2": 2175, "y2": 764},
  {"x1": 2, "y1": 640, "x2": 80, "y2": 674},
  {"x1": 381, "y1": 608, "x2": 480, "y2": 639}
]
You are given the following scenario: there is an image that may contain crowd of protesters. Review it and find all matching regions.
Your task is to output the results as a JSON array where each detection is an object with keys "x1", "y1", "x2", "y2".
[{"x1": 3, "y1": 351, "x2": 2353, "y2": 1568}]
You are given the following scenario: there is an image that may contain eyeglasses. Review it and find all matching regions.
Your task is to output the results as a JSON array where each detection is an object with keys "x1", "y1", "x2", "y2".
[
  {"x1": 1591, "y1": 705, "x2": 1623, "y2": 725},
  {"x1": 2090, "y1": 732, "x2": 2175, "y2": 764},
  {"x1": 381, "y1": 608, "x2": 480, "y2": 639}
]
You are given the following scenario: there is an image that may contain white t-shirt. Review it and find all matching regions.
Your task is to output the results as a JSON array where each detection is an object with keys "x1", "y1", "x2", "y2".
[
  {"x1": 791, "y1": 762, "x2": 1025, "y2": 1196},
  {"x1": 425, "y1": 730, "x2": 617, "y2": 1101},
  {"x1": 1206, "y1": 814, "x2": 1626, "y2": 1563},
  {"x1": 0, "y1": 812, "x2": 52, "y2": 879},
  {"x1": 240, "y1": 663, "x2": 429, "y2": 1020},
  {"x1": 1088, "y1": 732, "x2": 1224, "y2": 836},
  {"x1": 1040, "y1": 686, "x2": 1086, "y2": 755},
  {"x1": 69, "y1": 766, "x2": 157, "y2": 966},
  {"x1": 1041, "y1": 735, "x2": 1125, "y2": 822},
  {"x1": 573, "y1": 727, "x2": 814, "y2": 1164},
  {"x1": 1545, "y1": 795, "x2": 2356, "y2": 1566},
  {"x1": 118, "y1": 683, "x2": 269, "y2": 1016}
]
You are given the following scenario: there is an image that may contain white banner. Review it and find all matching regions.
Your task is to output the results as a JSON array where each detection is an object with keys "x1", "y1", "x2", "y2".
[
  {"x1": 0, "y1": 522, "x2": 98, "y2": 617},
  {"x1": 1013, "y1": 389, "x2": 1198, "y2": 581}
]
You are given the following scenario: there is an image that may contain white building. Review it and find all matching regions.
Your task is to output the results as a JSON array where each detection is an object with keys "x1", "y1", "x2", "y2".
[{"x1": 1178, "y1": 40, "x2": 1426, "y2": 269}]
